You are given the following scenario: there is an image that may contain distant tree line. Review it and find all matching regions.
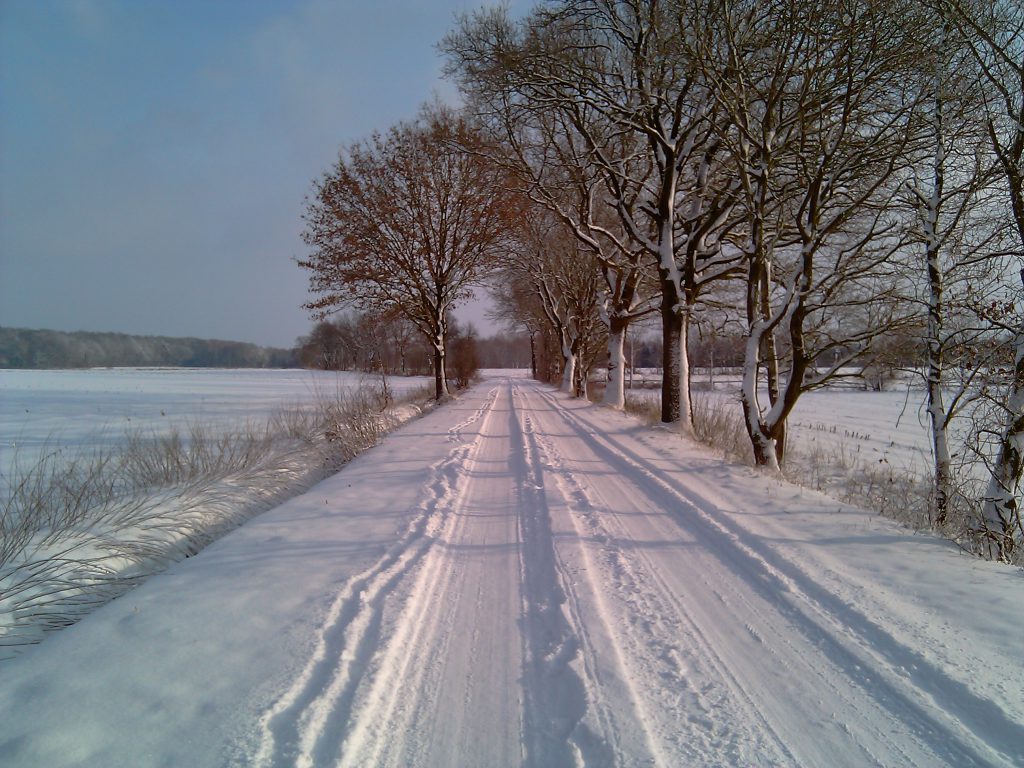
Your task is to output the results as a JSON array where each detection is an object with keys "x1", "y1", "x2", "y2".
[
  {"x1": 295, "y1": 311, "x2": 484, "y2": 386},
  {"x1": 0, "y1": 327, "x2": 297, "y2": 369}
]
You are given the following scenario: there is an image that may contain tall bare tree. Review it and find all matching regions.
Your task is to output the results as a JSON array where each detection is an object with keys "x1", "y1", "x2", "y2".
[
  {"x1": 931, "y1": 0, "x2": 1024, "y2": 559},
  {"x1": 892, "y1": 0, "x2": 1002, "y2": 530},
  {"x1": 444, "y1": 8, "x2": 655, "y2": 410},
  {"x1": 300, "y1": 106, "x2": 513, "y2": 400},
  {"x1": 498, "y1": 212, "x2": 606, "y2": 396},
  {"x1": 696, "y1": 0, "x2": 924, "y2": 468}
]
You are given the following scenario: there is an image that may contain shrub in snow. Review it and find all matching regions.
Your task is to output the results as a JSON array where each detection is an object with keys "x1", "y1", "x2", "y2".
[{"x1": 0, "y1": 385, "x2": 432, "y2": 660}]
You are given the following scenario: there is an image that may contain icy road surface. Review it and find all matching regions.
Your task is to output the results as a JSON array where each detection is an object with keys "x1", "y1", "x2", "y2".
[{"x1": 1, "y1": 374, "x2": 1021, "y2": 767}]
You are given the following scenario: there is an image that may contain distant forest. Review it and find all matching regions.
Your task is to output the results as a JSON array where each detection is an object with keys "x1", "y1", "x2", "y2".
[{"x1": 0, "y1": 327, "x2": 298, "y2": 369}]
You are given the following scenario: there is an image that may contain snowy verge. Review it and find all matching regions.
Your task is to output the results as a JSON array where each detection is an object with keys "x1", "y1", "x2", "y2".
[
  {"x1": 0, "y1": 387, "x2": 435, "y2": 659},
  {"x1": 627, "y1": 386, "x2": 1024, "y2": 565},
  {"x1": 0, "y1": 374, "x2": 1020, "y2": 767}
]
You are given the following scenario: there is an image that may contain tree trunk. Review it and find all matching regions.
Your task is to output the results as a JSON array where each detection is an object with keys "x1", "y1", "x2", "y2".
[
  {"x1": 926, "y1": 245, "x2": 951, "y2": 526},
  {"x1": 760, "y1": 261, "x2": 782, "y2": 411},
  {"x1": 561, "y1": 341, "x2": 577, "y2": 396},
  {"x1": 575, "y1": 357, "x2": 587, "y2": 398},
  {"x1": 925, "y1": 81, "x2": 952, "y2": 527},
  {"x1": 740, "y1": 332, "x2": 781, "y2": 471},
  {"x1": 929, "y1": 385, "x2": 952, "y2": 527},
  {"x1": 661, "y1": 297, "x2": 681, "y2": 424},
  {"x1": 981, "y1": 318, "x2": 1024, "y2": 561},
  {"x1": 774, "y1": 420, "x2": 787, "y2": 467},
  {"x1": 708, "y1": 342, "x2": 715, "y2": 391},
  {"x1": 741, "y1": 246, "x2": 778, "y2": 468},
  {"x1": 658, "y1": 302, "x2": 695, "y2": 433},
  {"x1": 679, "y1": 308, "x2": 694, "y2": 434},
  {"x1": 604, "y1": 317, "x2": 627, "y2": 410},
  {"x1": 433, "y1": 344, "x2": 449, "y2": 400}
]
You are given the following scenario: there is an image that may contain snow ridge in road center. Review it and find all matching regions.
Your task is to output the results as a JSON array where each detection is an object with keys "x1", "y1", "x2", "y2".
[{"x1": 508, "y1": 384, "x2": 609, "y2": 767}]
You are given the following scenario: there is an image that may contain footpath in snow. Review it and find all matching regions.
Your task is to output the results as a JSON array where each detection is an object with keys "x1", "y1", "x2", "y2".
[{"x1": 0, "y1": 372, "x2": 1021, "y2": 767}]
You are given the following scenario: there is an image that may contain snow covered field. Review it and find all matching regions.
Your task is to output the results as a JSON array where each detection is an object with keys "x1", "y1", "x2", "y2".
[
  {"x1": 628, "y1": 375, "x2": 935, "y2": 472},
  {"x1": 0, "y1": 368, "x2": 436, "y2": 495},
  {"x1": 1, "y1": 368, "x2": 432, "y2": 479},
  {"x1": 0, "y1": 367, "x2": 436, "y2": 658},
  {"x1": 1, "y1": 372, "x2": 1021, "y2": 767},
  {"x1": 713, "y1": 384, "x2": 936, "y2": 474}
]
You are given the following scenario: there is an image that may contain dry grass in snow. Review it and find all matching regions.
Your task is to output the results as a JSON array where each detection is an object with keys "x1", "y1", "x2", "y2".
[{"x1": 0, "y1": 384, "x2": 433, "y2": 658}]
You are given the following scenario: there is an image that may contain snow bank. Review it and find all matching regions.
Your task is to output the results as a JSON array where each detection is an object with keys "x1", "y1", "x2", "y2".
[{"x1": 0, "y1": 372, "x2": 433, "y2": 659}]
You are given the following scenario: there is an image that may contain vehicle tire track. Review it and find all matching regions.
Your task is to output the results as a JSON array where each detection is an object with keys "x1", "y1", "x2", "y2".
[
  {"x1": 516, "y1": 403, "x2": 668, "y2": 766},
  {"x1": 532, "y1": 385, "x2": 1014, "y2": 767},
  {"x1": 519, "y1": 385, "x2": 795, "y2": 766},
  {"x1": 335, "y1": 430, "x2": 483, "y2": 768},
  {"x1": 529, "y1": 386, "x2": 922, "y2": 765},
  {"x1": 250, "y1": 387, "x2": 498, "y2": 768},
  {"x1": 506, "y1": 383, "x2": 614, "y2": 768}
]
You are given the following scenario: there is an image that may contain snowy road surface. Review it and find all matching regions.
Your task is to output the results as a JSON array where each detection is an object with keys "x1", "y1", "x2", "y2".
[{"x1": 1, "y1": 373, "x2": 1022, "y2": 767}]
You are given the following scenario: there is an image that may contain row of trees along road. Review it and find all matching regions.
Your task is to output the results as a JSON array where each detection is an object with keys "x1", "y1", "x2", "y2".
[{"x1": 301, "y1": 1, "x2": 1023, "y2": 561}]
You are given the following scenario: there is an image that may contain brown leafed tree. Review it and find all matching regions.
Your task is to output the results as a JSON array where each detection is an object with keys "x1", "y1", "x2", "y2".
[{"x1": 299, "y1": 105, "x2": 514, "y2": 400}]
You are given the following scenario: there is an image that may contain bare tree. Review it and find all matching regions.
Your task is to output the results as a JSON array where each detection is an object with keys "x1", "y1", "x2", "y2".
[
  {"x1": 894, "y1": 0, "x2": 999, "y2": 529},
  {"x1": 447, "y1": 318, "x2": 481, "y2": 389},
  {"x1": 499, "y1": 212, "x2": 606, "y2": 396},
  {"x1": 444, "y1": 9, "x2": 655, "y2": 410},
  {"x1": 297, "y1": 320, "x2": 346, "y2": 370},
  {"x1": 380, "y1": 312, "x2": 420, "y2": 376},
  {"x1": 299, "y1": 105, "x2": 513, "y2": 400},
  {"x1": 921, "y1": 0, "x2": 1024, "y2": 559},
  {"x1": 696, "y1": 0, "x2": 924, "y2": 469},
  {"x1": 488, "y1": 281, "x2": 550, "y2": 380}
]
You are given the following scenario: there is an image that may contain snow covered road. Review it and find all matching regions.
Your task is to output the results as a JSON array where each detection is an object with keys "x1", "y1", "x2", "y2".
[{"x1": 1, "y1": 373, "x2": 1022, "y2": 767}]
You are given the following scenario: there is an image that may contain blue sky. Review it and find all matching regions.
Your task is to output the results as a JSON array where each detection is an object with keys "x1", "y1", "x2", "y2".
[{"x1": 0, "y1": 0, "x2": 521, "y2": 347}]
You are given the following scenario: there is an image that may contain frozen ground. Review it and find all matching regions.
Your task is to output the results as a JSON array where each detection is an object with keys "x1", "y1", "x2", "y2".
[
  {"x1": 629, "y1": 376, "x2": 959, "y2": 480},
  {"x1": 0, "y1": 372, "x2": 1020, "y2": 767},
  {"x1": 1, "y1": 368, "x2": 431, "y2": 482}
]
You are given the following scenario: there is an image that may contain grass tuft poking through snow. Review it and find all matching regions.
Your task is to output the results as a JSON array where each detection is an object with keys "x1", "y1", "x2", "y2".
[
  {"x1": 0, "y1": 384, "x2": 434, "y2": 659},
  {"x1": 626, "y1": 388, "x2": 1023, "y2": 567}
]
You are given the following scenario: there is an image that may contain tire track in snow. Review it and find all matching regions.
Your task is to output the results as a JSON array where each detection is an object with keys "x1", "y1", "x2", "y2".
[
  {"x1": 334, "y1": 398, "x2": 495, "y2": 768},
  {"x1": 530, "y1": 387, "x2": 917, "y2": 765},
  {"x1": 519, "y1": 385, "x2": 794, "y2": 766},
  {"x1": 516, "y1": 401, "x2": 667, "y2": 766},
  {"x1": 506, "y1": 383, "x2": 614, "y2": 768},
  {"x1": 251, "y1": 387, "x2": 498, "y2": 768},
  {"x1": 667, "y1": 475, "x2": 1024, "y2": 767},
  {"x1": 534, "y1": 385, "x2": 1015, "y2": 767}
]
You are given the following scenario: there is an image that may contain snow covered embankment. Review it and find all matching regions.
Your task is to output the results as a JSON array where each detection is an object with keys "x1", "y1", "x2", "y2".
[{"x1": 0, "y1": 390, "x2": 430, "y2": 659}]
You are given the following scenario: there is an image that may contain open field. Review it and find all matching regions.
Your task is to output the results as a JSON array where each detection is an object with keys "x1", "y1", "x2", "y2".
[
  {"x1": 624, "y1": 372, "x2": 937, "y2": 474},
  {"x1": 1, "y1": 368, "x2": 432, "y2": 480},
  {"x1": 0, "y1": 367, "x2": 434, "y2": 656}
]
